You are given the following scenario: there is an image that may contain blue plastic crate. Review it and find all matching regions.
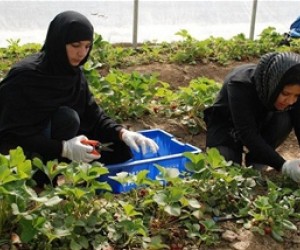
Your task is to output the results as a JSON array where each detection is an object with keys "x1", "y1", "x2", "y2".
[{"x1": 98, "y1": 129, "x2": 201, "y2": 193}]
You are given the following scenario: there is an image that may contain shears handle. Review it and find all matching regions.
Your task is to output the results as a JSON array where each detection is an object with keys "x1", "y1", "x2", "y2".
[{"x1": 81, "y1": 139, "x2": 100, "y2": 156}]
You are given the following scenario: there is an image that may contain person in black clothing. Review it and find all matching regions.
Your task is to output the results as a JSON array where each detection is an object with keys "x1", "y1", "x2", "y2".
[
  {"x1": 0, "y1": 11, "x2": 158, "y2": 185},
  {"x1": 204, "y1": 52, "x2": 300, "y2": 183}
]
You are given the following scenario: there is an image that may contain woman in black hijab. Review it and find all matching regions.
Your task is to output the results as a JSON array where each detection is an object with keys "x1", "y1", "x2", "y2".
[
  {"x1": 204, "y1": 52, "x2": 300, "y2": 183},
  {"x1": 0, "y1": 11, "x2": 158, "y2": 177}
]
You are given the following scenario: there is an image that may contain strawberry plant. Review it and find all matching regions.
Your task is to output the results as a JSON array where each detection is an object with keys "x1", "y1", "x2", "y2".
[
  {"x1": 1, "y1": 26, "x2": 300, "y2": 249},
  {"x1": 245, "y1": 180, "x2": 298, "y2": 242}
]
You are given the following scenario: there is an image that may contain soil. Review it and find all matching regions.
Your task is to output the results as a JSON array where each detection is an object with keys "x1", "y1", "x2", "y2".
[{"x1": 116, "y1": 61, "x2": 300, "y2": 250}]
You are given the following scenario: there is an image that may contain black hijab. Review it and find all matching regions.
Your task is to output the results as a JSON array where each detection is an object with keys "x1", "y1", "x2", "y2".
[
  {"x1": 254, "y1": 52, "x2": 300, "y2": 110},
  {"x1": 0, "y1": 11, "x2": 94, "y2": 137},
  {"x1": 41, "y1": 10, "x2": 94, "y2": 75}
]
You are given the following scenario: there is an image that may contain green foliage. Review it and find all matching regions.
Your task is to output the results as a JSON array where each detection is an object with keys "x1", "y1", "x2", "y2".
[
  {"x1": 1, "y1": 145, "x2": 300, "y2": 248},
  {"x1": 244, "y1": 180, "x2": 298, "y2": 242},
  {"x1": 289, "y1": 38, "x2": 300, "y2": 54},
  {"x1": 90, "y1": 33, "x2": 135, "y2": 68},
  {"x1": 1, "y1": 27, "x2": 300, "y2": 249},
  {"x1": 176, "y1": 77, "x2": 221, "y2": 133},
  {"x1": 84, "y1": 68, "x2": 164, "y2": 121},
  {"x1": 0, "y1": 39, "x2": 41, "y2": 79},
  {"x1": 255, "y1": 27, "x2": 284, "y2": 54},
  {"x1": 170, "y1": 29, "x2": 214, "y2": 64}
]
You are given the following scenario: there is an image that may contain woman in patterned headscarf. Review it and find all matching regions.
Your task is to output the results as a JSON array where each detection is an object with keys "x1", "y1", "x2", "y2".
[
  {"x1": 0, "y1": 11, "x2": 158, "y2": 186},
  {"x1": 204, "y1": 52, "x2": 300, "y2": 183}
]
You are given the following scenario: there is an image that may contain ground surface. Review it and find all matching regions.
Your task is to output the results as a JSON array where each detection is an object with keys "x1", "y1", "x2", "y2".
[{"x1": 118, "y1": 61, "x2": 300, "y2": 250}]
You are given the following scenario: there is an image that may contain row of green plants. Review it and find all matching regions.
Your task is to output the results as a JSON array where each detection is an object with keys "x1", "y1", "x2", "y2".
[
  {"x1": 0, "y1": 27, "x2": 300, "y2": 249},
  {"x1": 1, "y1": 27, "x2": 299, "y2": 133},
  {"x1": 85, "y1": 66, "x2": 220, "y2": 134},
  {"x1": 1, "y1": 147, "x2": 299, "y2": 249},
  {"x1": 88, "y1": 27, "x2": 300, "y2": 67},
  {"x1": 1, "y1": 27, "x2": 300, "y2": 75}
]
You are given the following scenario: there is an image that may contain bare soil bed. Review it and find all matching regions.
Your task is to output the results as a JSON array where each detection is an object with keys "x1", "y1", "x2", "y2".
[{"x1": 118, "y1": 62, "x2": 300, "y2": 250}]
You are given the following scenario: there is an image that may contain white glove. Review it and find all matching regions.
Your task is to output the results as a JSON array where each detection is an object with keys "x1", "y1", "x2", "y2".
[
  {"x1": 121, "y1": 130, "x2": 159, "y2": 155},
  {"x1": 282, "y1": 159, "x2": 300, "y2": 183},
  {"x1": 62, "y1": 135, "x2": 101, "y2": 163}
]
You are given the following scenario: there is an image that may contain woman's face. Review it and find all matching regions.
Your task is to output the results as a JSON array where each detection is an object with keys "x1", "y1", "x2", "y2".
[
  {"x1": 274, "y1": 84, "x2": 300, "y2": 111},
  {"x1": 66, "y1": 41, "x2": 92, "y2": 66}
]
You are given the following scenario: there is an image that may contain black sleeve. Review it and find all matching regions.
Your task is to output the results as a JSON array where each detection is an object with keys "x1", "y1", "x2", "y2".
[
  {"x1": 291, "y1": 100, "x2": 300, "y2": 146},
  {"x1": 227, "y1": 81, "x2": 285, "y2": 170},
  {"x1": 79, "y1": 86, "x2": 124, "y2": 142}
]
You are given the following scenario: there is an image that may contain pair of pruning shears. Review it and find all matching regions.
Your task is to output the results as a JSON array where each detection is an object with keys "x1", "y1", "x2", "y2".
[{"x1": 81, "y1": 139, "x2": 114, "y2": 155}]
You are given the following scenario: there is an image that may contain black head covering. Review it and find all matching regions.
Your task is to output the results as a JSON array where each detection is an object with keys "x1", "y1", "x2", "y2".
[
  {"x1": 41, "y1": 10, "x2": 94, "y2": 75},
  {"x1": 254, "y1": 52, "x2": 300, "y2": 109},
  {"x1": 0, "y1": 11, "x2": 94, "y2": 137}
]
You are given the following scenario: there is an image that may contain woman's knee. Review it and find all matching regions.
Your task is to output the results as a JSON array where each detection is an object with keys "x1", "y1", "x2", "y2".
[{"x1": 51, "y1": 106, "x2": 80, "y2": 140}]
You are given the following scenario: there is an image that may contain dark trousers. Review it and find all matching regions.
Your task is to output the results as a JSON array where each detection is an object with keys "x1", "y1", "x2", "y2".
[
  {"x1": 34, "y1": 106, "x2": 132, "y2": 186},
  {"x1": 215, "y1": 111, "x2": 292, "y2": 166},
  {"x1": 48, "y1": 106, "x2": 132, "y2": 164}
]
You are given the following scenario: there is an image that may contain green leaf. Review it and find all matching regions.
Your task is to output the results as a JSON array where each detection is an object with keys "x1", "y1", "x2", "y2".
[
  {"x1": 293, "y1": 189, "x2": 300, "y2": 197},
  {"x1": 54, "y1": 228, "x2": 71, "y2": 238},
  {"x1": 135, "y1": 169, "x2": 150, "y2": 185},
  {"x1": 0, "y1": 165, "x2": 17, "y2": 184},
  {"x1": 24, "y1": 186, "x2": 46, "y2": 201},
  {"x1": 0, "y1": 154, "x2": 9, "y2": 167},
  {"x1": 78, "y1": 236, "x2": 89, "y2": 249},
  {"x1": 44, "y1": 196, "x2": 62, "y2": 207},
  {"x1": 164, "y1": 204, "x2": 181, "y2": 216},
  {"x1": 153, "y1": 193, "x2": 167, "y2": 206},
  {"x1": 185, "y1": 159, "x2": 206, "y2": 173},
  {"x1": 32, "y1": 157, "x2": 45, "y2": 171},
  {"x1": 9, "y1": 147, "x2": 26, "y2": 167},
  {"x1": 253, "y1": 196, "x2": 272, "y2": 210},
  {"x1": 120, "y1": 202, "x2": 142, "y2": 217},
  {"x1": 19, "y1": 218, "x2": 37, "y2": 243},
  {"x1": 90, "y1": 180, "x2": 112, "y2": 192},
  {"x1": 183, "y1": 151, "x2": 205, "y2": 164},
  {"x1": 206, "y1": 148, "x2": 226, "y2": 168},
  {"x1": 169, "y1": 187, "x2": 185, "y2": 202},
  {"x1": 188, "y1": 198, "x2": 201, "y2": 208},
  {"x1": 70, "y1": 239, "x2": 82, "y2": 250},
  {"x1": 16, "y1": 159, "x2": 32, "y2": 178},
  {"x1": 146, "y1": 236, "x2": 170, "y2": 250},
  {"x1": 11, "y1": 203, "x2": 21, "y2": 215},
  {"x1": 271, "y1": 229, "x2": 284, "y2": 242},
  {"x1": 282, "y1": 219, "x2": 297, "y2": 231},
  {"x1": 69, "y1": 187, "x2": 87, "y2": 200}
]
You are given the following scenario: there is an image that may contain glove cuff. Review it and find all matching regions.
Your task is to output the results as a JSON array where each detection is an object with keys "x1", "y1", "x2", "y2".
[
  {"x1": 61, "y1": 141, "x2": 67, "y2": 158},
  {"x1": 120, "y1": 128, "x2": 129, "y2": 140},
  {"x1": 281, "y1": 160, "x2": 291, "y2": 175}
]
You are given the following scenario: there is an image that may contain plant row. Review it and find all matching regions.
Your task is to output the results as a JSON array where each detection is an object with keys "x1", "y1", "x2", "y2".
[{"x1": 1, "y1": 147, "x2": 299, "y2": 249}]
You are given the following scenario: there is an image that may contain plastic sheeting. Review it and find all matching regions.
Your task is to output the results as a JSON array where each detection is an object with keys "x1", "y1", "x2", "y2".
[{"x1": 0, "y1": 0, "x2": 299, "y2": 47}]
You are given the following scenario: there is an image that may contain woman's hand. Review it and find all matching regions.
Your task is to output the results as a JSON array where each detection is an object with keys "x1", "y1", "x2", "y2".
[
  {"x1": 282, "y1": 159, "x2": 300, "y2": 183},
  {"x1": 62, "y1": 135, "x2": 101, "y2": 162},
  {"x1": 121, "y1": 129, "x2": 159, "y2": 155}
]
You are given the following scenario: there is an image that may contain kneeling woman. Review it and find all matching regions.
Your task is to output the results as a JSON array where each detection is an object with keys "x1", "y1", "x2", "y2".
[
  {"x1": 0, "y1": 11, "x2": 158, "y2": 185},
  {"x1": 204, "y1": 52, "x2": 300, "y2": 183}
]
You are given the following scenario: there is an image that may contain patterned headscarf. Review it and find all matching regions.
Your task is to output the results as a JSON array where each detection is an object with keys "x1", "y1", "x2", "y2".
[{"x1": 254, "y1": 52, "x2": 300, "y2": 109}]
